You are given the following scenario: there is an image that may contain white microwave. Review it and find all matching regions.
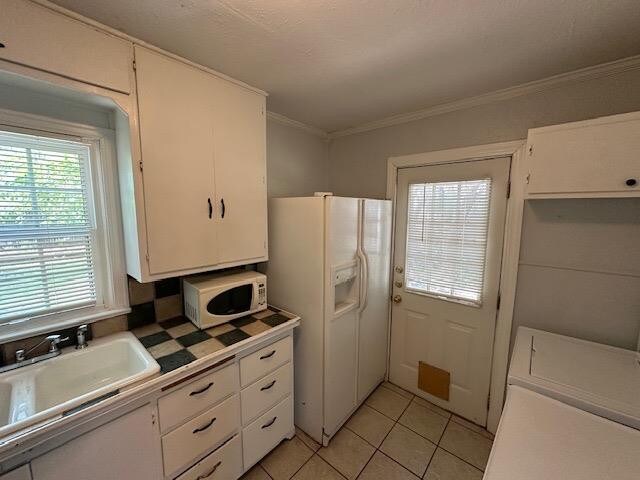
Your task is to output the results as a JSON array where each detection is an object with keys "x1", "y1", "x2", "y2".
[{"x1": 183, "y1": 271, "x2": 267, "y2": 329}]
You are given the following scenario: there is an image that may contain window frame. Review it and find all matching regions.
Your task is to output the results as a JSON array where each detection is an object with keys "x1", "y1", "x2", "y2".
[{"x1": 0, "y1": 108, "x2": 129, "y2": 343}]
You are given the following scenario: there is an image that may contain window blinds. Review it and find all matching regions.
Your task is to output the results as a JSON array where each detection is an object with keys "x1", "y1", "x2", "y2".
[
  {"x1": 405, "y1": 179, "x2": 491, "y2": 305},
  {"x1": 0, "y1": 130, "x2": 96, "y2": 323}
]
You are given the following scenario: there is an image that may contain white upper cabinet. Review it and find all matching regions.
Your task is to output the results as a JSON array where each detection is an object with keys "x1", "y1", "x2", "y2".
[
  {"x1": 0, "y1": 0, "x2": 133, "y2": 94},
  {"x1": 213, "y1": 80, "x2": 267, "y2": 265},
  {"x1": 525, "y1": 112, "x2": 640, "y2": 198},
  {"x1": 135, "y1": 47, "x2": 219, "y2": 275},
  {"x1": 128, "y1": 46, "x2": 267, "y2": 280}
]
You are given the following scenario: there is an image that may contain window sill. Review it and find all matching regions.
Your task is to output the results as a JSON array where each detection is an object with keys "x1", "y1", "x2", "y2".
[{"x1": 0, "y1": 306, "x2": 131, "y2": 344}]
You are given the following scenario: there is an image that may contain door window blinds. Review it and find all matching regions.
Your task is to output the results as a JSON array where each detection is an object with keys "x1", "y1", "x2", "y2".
[
  {"x1": 405, "y1": 179, "x2": 491, "y2": 306},
  {"x1": 0, "y1": 130, "x2": 97, "y2": 323}
]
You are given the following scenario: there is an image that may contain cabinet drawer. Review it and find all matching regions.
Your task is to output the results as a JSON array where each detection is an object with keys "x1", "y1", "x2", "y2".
[
  {"x1": 242, "y1": 396, "x2": 293, "y2": 470},
  {"x1": 0, "y1": 0, "x2": 132, "y2": 94},
  {"x1": 175, "y1": 435, "x2": 242, "y2": 480},
  {"x1": 240, "y1": 336, "x2": 291, "y2": 387},
  {"x1": 159, "y1": 363, "x2": 239, "y2": 433},
  {"x1": 241, "y1": 362, "x2": 292, "y2": 425},
  {"x1": 162, "y1": 394, "x2": 240, "y2": 476}
]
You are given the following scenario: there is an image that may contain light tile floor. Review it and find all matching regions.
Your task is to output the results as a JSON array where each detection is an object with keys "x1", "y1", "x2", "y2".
[{"x1": 242, "y1": 382, "x2": 493, "y2": 480}]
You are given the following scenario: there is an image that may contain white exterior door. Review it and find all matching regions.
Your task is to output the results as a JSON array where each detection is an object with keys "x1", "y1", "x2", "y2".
[{"x1": 389, "y1": 157, "x2": 509, "y2": 425}]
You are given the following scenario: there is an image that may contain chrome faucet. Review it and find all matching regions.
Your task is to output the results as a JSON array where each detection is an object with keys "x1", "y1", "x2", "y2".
[
  {"x1": 76, "y1": 324, "x2": 89, "y2": 349},
  {"x1": 0, "y1": 334, "x2": 69, "y2": 373}
]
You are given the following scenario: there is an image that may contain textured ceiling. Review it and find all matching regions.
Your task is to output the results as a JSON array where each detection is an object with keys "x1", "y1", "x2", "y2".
[{"x1": 49, "y1": 0, "x2": 640, "y2": 132}]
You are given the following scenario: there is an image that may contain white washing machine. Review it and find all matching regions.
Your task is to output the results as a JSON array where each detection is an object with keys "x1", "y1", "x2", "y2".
[{"x1": 484, "y1": 327, "x2": 640, "y2": 480}]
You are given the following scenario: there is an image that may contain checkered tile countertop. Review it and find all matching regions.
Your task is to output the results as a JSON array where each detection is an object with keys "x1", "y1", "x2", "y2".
[{"x1": 131, "y1": 307, "x2": 297, "y2": 374}]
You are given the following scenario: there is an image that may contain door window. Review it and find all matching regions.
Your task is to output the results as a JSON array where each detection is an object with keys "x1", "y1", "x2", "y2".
[{"x1": 405, "y1": 179, "x2": 491, "y2": 306}]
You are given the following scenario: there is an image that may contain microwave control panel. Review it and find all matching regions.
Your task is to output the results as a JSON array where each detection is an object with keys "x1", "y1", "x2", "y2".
[{"x1": 257, "y1": 282, "x2": 266, "y2": 306}]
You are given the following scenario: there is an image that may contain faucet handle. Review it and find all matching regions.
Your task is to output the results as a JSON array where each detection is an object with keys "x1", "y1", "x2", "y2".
[
  {"x1": 46, "y1": 335, "x2": 69, "y2": 353},
  {"x1": 15, "y1": 349, "x2": 26, "y2": 362},
  {"x1": 77, "y1": 324, "x2": 88, "y2": 333}
]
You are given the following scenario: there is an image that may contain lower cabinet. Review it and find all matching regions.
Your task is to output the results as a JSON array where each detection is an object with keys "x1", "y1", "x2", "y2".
[
  {"x1": 0, "y1": 465, "x2": 31, "y2": 480},
  {"x1": 30, "y1": 404, "x2": 162, "y2": 480},
  {"x1": 175, "y1": 435, "x2": 242, "y2": 480}
]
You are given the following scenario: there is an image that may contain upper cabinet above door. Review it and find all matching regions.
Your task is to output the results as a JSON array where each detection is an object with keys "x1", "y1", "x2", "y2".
[
  {"x1": 0, "y1": 0, "x2": 133, "y2": 94},
  {"x1": 121, "y1": 46, "x2": 267, "y2": 281},
  {"x1": 525, "y1": 112, "x2": 640, "y2": 198}
]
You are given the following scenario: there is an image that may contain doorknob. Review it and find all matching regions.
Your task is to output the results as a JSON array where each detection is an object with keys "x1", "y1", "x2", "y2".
[
  {"x1": 395, "y1": 266, "x2": 404, "y2": 274},
  {"x1": 394, "y1": 281, "x2": 403, "y2": 288},
  {"x1": 392, "y1": 295, "x2": 402, "y2": 303}
]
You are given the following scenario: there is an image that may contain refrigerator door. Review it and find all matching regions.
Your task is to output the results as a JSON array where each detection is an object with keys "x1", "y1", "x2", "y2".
[
  {"x1": 324, "y1": 196, "x2": 360, "y2": 440},
  {"x1": 357, "y1": 199, "x2": 393, "y2": 402}
]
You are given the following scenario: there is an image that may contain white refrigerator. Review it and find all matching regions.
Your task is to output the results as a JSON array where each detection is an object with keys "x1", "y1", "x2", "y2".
[{"x1": 265, "y1": 195, "x2": 392, "y2": 445}]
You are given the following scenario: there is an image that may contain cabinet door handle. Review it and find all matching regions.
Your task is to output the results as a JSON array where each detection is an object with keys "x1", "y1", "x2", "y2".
[
  {"x1": 626, "y1": 178, "x2": 637, "y2": 187},
  {"x1": 208, "y1": 198, "x2": 213, "y2": 219},
  {"x1": 260, "y1": 380, "x2": 276, "y2": 391},
  {"x1": 196, "y1": 460, "x2": 222, "y2": 479},
  {"x1": 259, "y1": 350, "x2": 276, "y2": 360},
  {"x1": 221, "y1": 198, "x2": 226, "y2": 218},
  {"x1": 261, "y1": 416, "x2": 277, "y2": 429},
  {"x1": 193, "y1": 417, "x2": 217, "y2": 434},
  {"x1": 189, "y1": 382, "x2": 214, "y2": 396},
  {"x1": 0, "y1": 43, "x2": 5, "y2": 48}
]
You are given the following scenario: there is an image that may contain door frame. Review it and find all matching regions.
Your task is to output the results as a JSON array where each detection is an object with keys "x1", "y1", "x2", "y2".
[{"x1": 385, "y1": 140, "x2": 526, "y2": 433}]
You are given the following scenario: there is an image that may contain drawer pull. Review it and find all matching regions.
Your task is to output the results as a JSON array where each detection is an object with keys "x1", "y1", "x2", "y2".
[
  {"x1": 193, "y1": 417, "x2": 217, "y2": 434},
  {"x1": 259, "y1": 350, "x2": 276, "y2": 360},
  {"x1": 190, "y1": 382, "x2": 214, "y2": 396},
  {"x1": 260, "y1": 380, "x2": 277, "y2": 391},
  {"x1": 196, "y1": 460, "x2": 222, "y2": 479},
  {"x1": 261, "y1": 416, "x2": 278, "y2": 429}
]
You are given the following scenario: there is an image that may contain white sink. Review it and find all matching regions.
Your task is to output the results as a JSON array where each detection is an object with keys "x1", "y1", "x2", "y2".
[{"x1": 0, "y1": 331, "x2": 159, "y2": 438}]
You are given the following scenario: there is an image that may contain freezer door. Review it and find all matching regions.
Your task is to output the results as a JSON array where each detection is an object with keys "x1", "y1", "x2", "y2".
[
  {"x1": 358, "y1": 199, "x2": 393, "y2": 402},
  {"x1": 324, "y1": 196, "x2": 360, "y2": 439}
]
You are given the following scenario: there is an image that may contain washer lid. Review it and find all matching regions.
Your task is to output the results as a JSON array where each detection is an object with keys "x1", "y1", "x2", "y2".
[
  {"x1": 509, "y1": 327, "x2": 640, "y2": 429},
  {"x1": 484, "y1": 385, "x2": 640, "y2": 480}
]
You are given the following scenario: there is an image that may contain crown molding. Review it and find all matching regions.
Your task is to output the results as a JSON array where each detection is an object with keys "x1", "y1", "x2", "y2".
[
  {"x1": 328, "y1": 54, "x2": 640, "y2": 139},
  {"x1": 267, "y1": 111, "x2": 328, "y2": 139}
]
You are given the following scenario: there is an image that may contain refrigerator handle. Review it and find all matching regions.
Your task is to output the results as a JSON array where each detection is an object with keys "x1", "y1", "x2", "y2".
[{"x1": 358, "y1": 249, "x2": 369, "y2": 314}]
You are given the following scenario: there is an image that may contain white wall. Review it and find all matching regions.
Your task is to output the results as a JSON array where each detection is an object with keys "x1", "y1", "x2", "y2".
[
  {"x1": 266, "y1": 119, "x2": 329, "y2": 198},
  {"x1": 328, "y1": 68, "x2": 640, "y2": 198},
  {"x1": 328, "y1": 68, "x2": 640, "y2": 350}
]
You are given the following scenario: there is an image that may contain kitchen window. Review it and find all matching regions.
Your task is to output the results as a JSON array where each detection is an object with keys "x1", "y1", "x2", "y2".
[{"x1": 0, "y1": 113, "x2": 128, "y2": 340}]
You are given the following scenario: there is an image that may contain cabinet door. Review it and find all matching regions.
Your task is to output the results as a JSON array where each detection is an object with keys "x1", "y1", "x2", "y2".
[
  {"x1": 0, "y1": 0, "x2": 132, "y2": 94},
  {"x1": 135, "y1": 46, "x2": 218, "y2": 274},
  {"x1": 526, "y1": 112, "x2": 640, "y2": 197},
  {"x1": 0, "y1": 466, "x2": 31, "y2": 480},
  {"x1": 213, "y1": 84, "x2": 267, "y2": 264},
  {"x1": 31, "y1": 404, "x2": 162, "y2": 480}
]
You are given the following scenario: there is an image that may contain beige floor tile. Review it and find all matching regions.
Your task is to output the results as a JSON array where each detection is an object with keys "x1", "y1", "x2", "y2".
[
  {"x1": 241, "y1": 464, "x2": 271, "y2": 480},
  {"x1": 379, "y1": 424, "x2": 436, "y2": 477},
  {"x1": 292, "y1": 455, "x2": 345, "y2": 480},
  {"x1": 451, "y1": 415, "x2": 494, "y2": 439},
  {"x1": 412, "y1": 396, "x2": 452, "y2": 419},
  {"x1": 439, "y1": 422, "x2": 493, "y2": 471},
  {"x1": 187, "y1": 337, "x2": 226, "y2": 358},
  {"x1": 261, "y1": 436, "x2": 314, "y2": 480},
  {"x1": 296, "y1": 427, "x2": 321, "y2": 452},
  {"x1": 317, "y1": 428, "x2": 375, "y2": 479},
  {"x1": 131, "y1": 323, "x2": 163, "y2": 338},
  {"x1": 147, "y1": 339, "x2": 182, "y2": 358},
  {"x1": 398, "y1": 401, "x2": 448, "y2": 443},
  {"x1": 345, "y1": 405, "x2": 394, "y2": 447},
  {"x1": 357, "y1": 451, "x2": 419, "y2": 480},
  {"x1": 424, "y1": 448, "x2": 483, "y2": 480},
  {"x1": 365, "y1": 385, "x2": 411, "y2": 420},
  {"x1": 382, "y1": 381, "x2": 414, "y2": 399},
  {"x1": 166, "y1": 322, "x2": 197, "y2": 338}
]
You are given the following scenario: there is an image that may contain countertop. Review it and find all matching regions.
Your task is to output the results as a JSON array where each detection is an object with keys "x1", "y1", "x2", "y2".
[
  {"x1": 133, "y1": 306, "x2": 298, "y2": 374},
  {"x1": 0, "y1": 306, "x2": 300, "y2": 463}
]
